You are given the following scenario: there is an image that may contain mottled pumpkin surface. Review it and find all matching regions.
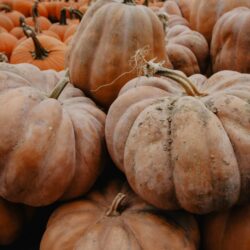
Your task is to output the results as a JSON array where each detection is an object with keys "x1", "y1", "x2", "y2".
[{"x1": 106, "y1": 70, "x2": 250, "y2": 214}]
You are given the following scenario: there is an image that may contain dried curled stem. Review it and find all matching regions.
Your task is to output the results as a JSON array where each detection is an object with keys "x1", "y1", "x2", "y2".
[{"x1": 106, "y1": 193, "x2": 127, "y2": 217}]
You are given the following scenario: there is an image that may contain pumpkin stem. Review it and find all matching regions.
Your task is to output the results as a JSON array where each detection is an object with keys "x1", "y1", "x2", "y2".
[
  {"x1": 0, "y1": 52, "x2": 8, "y2": 63},
  {"x1": 106, "y1": 193, "x2": 127, "y2": 217},
  {"x1": 59, "y1": 8, "x2": 68, "y2": 25},
  {"x1": 157, "y1": 12, "x2": 168, "y2": 33},
  {"x1": 123, "y1": 0, "x2": 136, "y2": 5},
  {"x1": 32, "y1": 0, "x2": 41, "y2": 33},
  {"x1": 143, "y1": 0, "x2": 148, "y2": 6},
  {"x1": 145, "y1": 59, "x2": 207, "y2": 97},
  {"x1": 0, "y1": 3, "x2": 11, "y2": 12},
  {"x1": 49, "y1": 69, "x2": 70, "y2": 99},
  {"x1": 22, "y1": 26, "x2": 49, "y2": 60},
  {"x1": 69, "y1": 8, "x2": 83, "y2": 21}
]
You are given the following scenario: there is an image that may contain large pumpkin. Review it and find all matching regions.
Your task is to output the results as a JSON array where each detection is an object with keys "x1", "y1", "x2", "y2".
[
  {"x1": 202, "y1": 204, "x2": 250, "y2": 250},
  {"x1": 0, "y1": 63, "x2": 106, "y2": 206},
  {"x1": 40, "y1": 179, "x2": 199, "y2": 250},
  {"x1": 211, "y1": 7, "x2": 250, "y2": 74},
  {"x1": 105, "y1": 63, "x2": 250, "y2": 214},
  {"x1": 67, "y1": 0, "x2": 172, "y2": 109}
]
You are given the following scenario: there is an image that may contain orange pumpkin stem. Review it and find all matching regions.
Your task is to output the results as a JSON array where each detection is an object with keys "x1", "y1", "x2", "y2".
[
  {"x1": 49, "y1": 69, "x2": 70, "y2": 99},
  {"x1": 106, "y1": 193, "x2": 127, "y2": 217},
  {"x1": 145, "y1": 60, "x2": 207, "y2": 97}
]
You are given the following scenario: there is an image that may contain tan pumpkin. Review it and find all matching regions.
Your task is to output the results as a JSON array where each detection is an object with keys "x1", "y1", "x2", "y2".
[
  {"x1": 202, "y1": 204, "x2": 250, "y2": 250},
  {"x1": 211, "y1": 7, "x2": 250, "y2": 74},
  {"x1": 67, "y1": 0, "x2": 172, "y2": 109},
  {"x1": 171, "y1": 0, "x2": 250, "y2": 42},
  {"x1": 0, "y1": 63, "x2": 106, "y2": 206},
  {"x1": 157, "y1": 11, "x2": 209, "y2": 76},
  {"x1": 105, "y1": 63, "x2": 250, "y2": 214},
  {"x1": 40, "y1": 179, "x2": 199, "y2": 250}
]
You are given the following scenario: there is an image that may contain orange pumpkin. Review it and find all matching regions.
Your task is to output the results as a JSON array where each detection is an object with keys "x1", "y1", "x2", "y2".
[
  {"x1": 0, "y1": 12, "x2": 14, "y2": 30},
  {"x1": 0, "y1": 63, "x2": 106, "y2": 206},
  {"x1": 105, "y1": 63, "x2": 250, "y2": 214},
  {"x1": 211, "y1": 7, "x2": 250, "y2": 73},
  {"x1": 0, "y1": 28, "x2": 17, "y2": 58},
  {"x1": 40, "y1": 179, "x2": 200, "y2": 249},
  {"x1": 10, "y1": 25, "x2": 66, "y2": 71}
]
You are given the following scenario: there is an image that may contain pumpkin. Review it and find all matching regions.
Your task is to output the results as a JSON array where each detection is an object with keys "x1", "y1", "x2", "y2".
[
  {"x1": 0, "y1": 198, "x2": 33, "y2": 245},
  {"x1": 67, "y1": 0, "x2": 172, "y2": 109},
  {"x1": 40, "y1": 179, "x2": 199, "y2": 250},
  {"x1": 0, "y1": 28, "x2": 17, "y2": 58},
  {"x1": 211, "y1": 7, "x2": 250, "y2": 74},
  {"x1": 171, "y1": 0, "x2": 250, "y2": 43},
  {"x1": 0, "y1": 63, "x2": 106, "y2": 206},
  {"x1": 0, "y1": 11, "x2": 14, "y2": 30},
  {"x1": 202, "y1": 204, "x2": 250, "y2": 250},
  {"x1": 10, "y1": 25, "x2": 66, "y2": 71},
  {"x1": 157, "y1": 11, "x2": 209, "y2": 76},
  {"x1": 105, "y1": 62, "x2": 250, "y2": 214},
  {"x1": 0, "y1": 3, "x2": 24, "y2": 27}
]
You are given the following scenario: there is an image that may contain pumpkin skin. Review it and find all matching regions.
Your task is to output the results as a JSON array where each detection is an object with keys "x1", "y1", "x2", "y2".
[
  {"x1": 159, "y1": 12, "x2": 209, "y2": 76},
  {"x1": 40, "y1": 179, "x2": 199, "y2": 250},
  {"x1": 211, "y1": 7, "x2": 250, "y2": 74},
  {"x1": 10, "y1": 33, "x2": 66, "y2": 71},
  {"x1": 0, "y1": 29, "x2": 17, "y2": 58},
  {"x1": 0, "y1": 63, "x2": 106, "y2": 206},
  {"x1": 105, "y1": 70, "x2": 250, "y2": 214},
  {"x1": 67, "y1": 0, "x2": 172, "y2": 109},
  {"x1": 173, "y1": 0, "x2": 250, "y2": 43},
  {"x1": 0, "y1": 198, "x2": 33, "y2": 245},
  {"x1": 202, "y1": 204, "x2": 250, "y2": 250}
]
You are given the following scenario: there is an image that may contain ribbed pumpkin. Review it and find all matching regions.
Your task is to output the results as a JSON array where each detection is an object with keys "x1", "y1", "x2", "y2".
[
  {"x1": 105, "y1": 63, "x2": 250, "y2": 214},
  {"x1": 40, "y1": 179, "x2": 200, "y2": 250},
  {"x1": 202, "y1": 204, "x2": 250, "y2": 250},
  {"x1": 157, "y1": 11, "x2": 209, "y2": 76},
  {"x1": 0, "y1": 63, "x2": 106, "y2": 206},
  {"x1": 171, "y1": 0, "x2": 250, "y2": 43},
  {"x1": 211, "y1": 7, "x2": 250, "y2": 74},
  {"x1": 0, "y1": 198, "x2": 32, "y2": 245},
  {"x1": 0, "y1": 12, "x2": 14, "y2": 31},
  {"x1": 67, "y1": 0, "x2": 172, "y2": 109}
]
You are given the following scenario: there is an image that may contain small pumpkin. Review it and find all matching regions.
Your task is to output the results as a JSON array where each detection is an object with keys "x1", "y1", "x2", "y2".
[
  {"x1": 202, "y1": 204, "x2": 250, "y2": 250},
  {"x1": 0, "y1": 63, "x2": 106, "y2": 206},
  {"x1": 10, "y1": 24, "x2": 66, "y2": 71},
  {"x1": 67, "y1": 0, "x2": 172, "y2": 109},
  {"x1": 40, "y1": 178, "x2": 199, "y2": 250},
  {"x1": 0, "y1": 27, "x2": 17, "y2": 58},
  {"x1": 105, "y1": 62, "x2": 250, "y2": 214},
  {"x1": 211, "y1": 7, "x2": 250, "y2": 74}
]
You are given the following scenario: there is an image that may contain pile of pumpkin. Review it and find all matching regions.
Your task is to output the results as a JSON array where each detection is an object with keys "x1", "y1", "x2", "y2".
[{"x1": 0, "y1": 0, "x2": 250, "y2": 249}]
